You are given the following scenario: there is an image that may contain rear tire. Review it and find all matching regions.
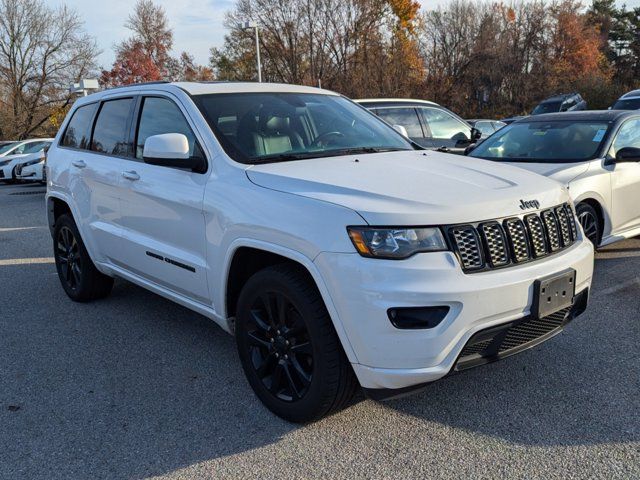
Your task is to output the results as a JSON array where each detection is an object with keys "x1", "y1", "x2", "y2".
[
  {"x1": 576, "y1": 203, "x2": 600, "y2": 247},
  {"x1": 53, "y1": 214, "x2": 114, "y2": 302},
  {"x1": 235, "y1": 264, "x2": 358, "y2": 423}
]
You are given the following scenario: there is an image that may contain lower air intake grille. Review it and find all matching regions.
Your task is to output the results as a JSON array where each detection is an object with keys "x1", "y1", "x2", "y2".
[{"x1": 456, "y1": 306, "x2": 572, "y2": 370}]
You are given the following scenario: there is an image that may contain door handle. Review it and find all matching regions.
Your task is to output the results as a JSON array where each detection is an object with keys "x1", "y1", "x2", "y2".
[
  {"x1": 71, "y1": 160, "x2": 86, "y2": 168},
  {"x1": 122, "y1": 170, "x2": 140, "y2": 181}
]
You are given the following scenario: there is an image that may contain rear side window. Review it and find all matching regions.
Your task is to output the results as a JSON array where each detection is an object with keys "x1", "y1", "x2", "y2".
[
  {"x1": 62, "y1": 103, "x2": 98, "y2": 149},
  {"x1": 375, "y1": 108, "x2": 424, "y2": 138},
  {"x1": 135, "y1": 97, "x2": 202, "y2": 160},
  {"x1": 91, "y1": 98, "x2": 134, "y2": 156},
  {"x1": 475, "y1": 121, "x2": 495, "y2": 136},
  {"x1": 421, "y1": 108, "x2": 470, "y2": 140}
]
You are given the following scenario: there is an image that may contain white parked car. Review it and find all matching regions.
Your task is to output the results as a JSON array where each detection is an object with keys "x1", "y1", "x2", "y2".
[
  {"x1": 468, "y1": 111, "x2": 640, "y2": 247},
  {"x1": 0, "y1": 139, "x2": 53, "y2": 182},
  {"x1": 46, "y1": 82, "x2": 593, "y2": 422},
  {"x1": 15, "y1": 143, "x2": 51, "y2": 183}
]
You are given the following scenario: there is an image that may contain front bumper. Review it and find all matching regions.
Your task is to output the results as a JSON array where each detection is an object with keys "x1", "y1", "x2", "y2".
[{"x1": 314, "y1": 237, "x2": 594, "y2": 390}]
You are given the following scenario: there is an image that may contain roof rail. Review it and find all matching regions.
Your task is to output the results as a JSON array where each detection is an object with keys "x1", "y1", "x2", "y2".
[{"x1": 105, "y1": 80, "x2": 171, "y2": 91}]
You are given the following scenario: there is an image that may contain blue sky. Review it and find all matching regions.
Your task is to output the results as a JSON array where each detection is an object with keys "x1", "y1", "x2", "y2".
[{"x1": 46, "y1": 0, "x2": 640, "y2": 70}]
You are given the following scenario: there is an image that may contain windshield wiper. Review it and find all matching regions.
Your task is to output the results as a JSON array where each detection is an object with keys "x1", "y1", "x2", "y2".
[
  {"x1": 249, "y1": 152, "x2": 323, "y2": 164},
  {"x1": 335, "y1": 147, "x2": 411, "y2": 155},
  {"x1": 249, "y1": 147, "x2": 412, "y2": 164}
]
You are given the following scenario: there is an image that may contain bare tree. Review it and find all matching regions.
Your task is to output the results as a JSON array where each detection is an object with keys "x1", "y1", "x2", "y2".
[
  {"x1": 0, "y1": 0, "x2": 99, "y2": 139},
  {"x1": 210, "y1": 0, "x2": 422, "y2": 97}
]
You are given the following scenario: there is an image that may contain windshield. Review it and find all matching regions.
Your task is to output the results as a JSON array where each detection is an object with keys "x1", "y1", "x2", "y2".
[
  {"x1": 532, "y1": 101, "x2": 562, "y2": 115},
  {"x1": 193, "y1": 93, "x2": 414, "y2": 164},
  {"x1": 612, "y1": 98, "x2": 640, "y2": 110},
  {"x1": 23, "y1": 142, "x2": 49, "y2": 154},
  {"x1": 469, "y1": 121, "x2": 610, "y2": 162},
  {"x1": 0, "y1": 142, "x2": 17, "y2": 155}
]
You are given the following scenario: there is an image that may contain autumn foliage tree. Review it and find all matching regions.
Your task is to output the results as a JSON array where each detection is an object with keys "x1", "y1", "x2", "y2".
[
  {"x1": 211, "y1": 0, "x2": 424, "y2": 98},
  {"x1": 101, "y1": 0, "x2": 213, "y2": 87}
]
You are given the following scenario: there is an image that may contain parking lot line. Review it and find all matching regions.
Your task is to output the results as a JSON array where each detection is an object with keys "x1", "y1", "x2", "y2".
[
  {"x1": 0, "y1": 226, "x2": 46, "y2": 232},
  {"x1": 0, "y1": 257, "x2": 55, "y2": 266}
]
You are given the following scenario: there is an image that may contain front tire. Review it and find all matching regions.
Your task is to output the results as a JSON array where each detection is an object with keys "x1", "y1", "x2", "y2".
[
  {"x1": 53, "y1": 214, "x2": 114, "y2": 302},
  {"x1": 235, "y1": 264, "x2": 357, "y2": 423},
  {"x1": 576, "y1": 203, "x2": 600, "y2": 247}
]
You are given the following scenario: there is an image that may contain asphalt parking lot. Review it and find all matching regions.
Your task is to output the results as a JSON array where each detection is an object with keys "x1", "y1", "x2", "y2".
[{"x1": 0, "y1": 182, "x2": 638, "y2": 479}]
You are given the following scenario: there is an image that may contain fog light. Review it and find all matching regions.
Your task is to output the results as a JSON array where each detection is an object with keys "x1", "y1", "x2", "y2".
[{"x1": 387, "y1": 306, "x2": 450, "y2": 329}]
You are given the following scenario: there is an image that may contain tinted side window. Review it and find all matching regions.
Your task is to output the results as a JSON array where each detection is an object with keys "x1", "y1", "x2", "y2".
[
  {"x1": 375, "y1": 108, "x2": 424, "y2": 138},
  {"x1": 136, "y1": 97, "x2": 201, "y2": 160},
  {"x1": 421, "y1": 108, "x2": 470, "y2": 140},
  {"x1": 475, "y1": 121, "x2": 495, "y2": 136},
  {"x1": 611, "y1": 119, "x2": 640, "y2": 156},
  {"x1": 62, "y1": 103, "x2": 98, "y2": 149},
  {"x1": 91, "y1": 99, "x2": 134, "y2": 156}
]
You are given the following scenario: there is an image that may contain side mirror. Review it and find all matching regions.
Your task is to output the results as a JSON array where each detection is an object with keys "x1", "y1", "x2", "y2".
[
  {"x1": 393, "y1": 125, "x2": 409, "y2": 138},
  {"x1": 471, "y1": 127, "x2": 482, "y2": 141},
  {"x1": 615, "y1": 147, "x2": 640, "y2": 163},
  {"x1": 143, "y1": 133, "x2": 205, "y2": 172}
]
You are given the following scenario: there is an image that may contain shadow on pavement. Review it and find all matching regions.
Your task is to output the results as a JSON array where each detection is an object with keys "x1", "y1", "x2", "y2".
[{"x1": 1, "y1": 240, "x2": 639, "y2": 478}]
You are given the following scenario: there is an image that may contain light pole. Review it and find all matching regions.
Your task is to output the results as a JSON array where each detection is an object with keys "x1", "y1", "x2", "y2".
[
  {"x1": 69, "y1": 78, "x2": 100, "y2": 97},
  {"x1": 240, "y1": 21, "x2": 262, "y2": 82}
]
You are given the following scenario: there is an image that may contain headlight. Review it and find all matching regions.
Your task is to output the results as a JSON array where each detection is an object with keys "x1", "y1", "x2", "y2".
[
  {"x1": 21, "y1": 158, "x2": 44, "y2": 167},
  {"x1": 347, "y1": 227, "x2": 448, "y2": 259},
  {"x1": 0, "y1": 159, "x2": 11, "y2": 167}
]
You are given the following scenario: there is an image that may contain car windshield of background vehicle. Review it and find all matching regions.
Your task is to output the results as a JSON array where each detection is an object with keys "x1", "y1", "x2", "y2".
[
  {"x1": 0, "y1": 142, "x2": 17, "y2": 155},
  {"x1": 470, "y1": 121, "x2": 610, "y2": 162},
  {"x1": 612, "y1": 98, "x2": 640, "y2": 110},
  {"x1": 193, "y1": 93, "x2": 415, "y2": 164},
  {"x1": 532, "y1": 101, "x2": 562, "y2": 114}
]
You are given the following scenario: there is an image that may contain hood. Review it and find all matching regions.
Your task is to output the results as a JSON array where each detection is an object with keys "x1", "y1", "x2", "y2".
[
  {"x1": 497, "y1": 161, "x2": 590, "y2": 186},
  {"x1": 246, "y1": 150, "x2": 569, "y2": 225}
]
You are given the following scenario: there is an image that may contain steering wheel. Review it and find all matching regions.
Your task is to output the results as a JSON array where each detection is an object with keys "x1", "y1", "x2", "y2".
[{"x1": 310, "y1": 131, "x2": 345, "y2": 148}]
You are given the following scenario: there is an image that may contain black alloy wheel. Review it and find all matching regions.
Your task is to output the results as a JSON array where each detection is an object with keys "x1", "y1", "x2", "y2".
[
  {"x1": 576, "y1": 203, "x2": 600, "y2": 247},
  {"x1": 56, "y1": 226, "x2": 82, "y2": 292},
  {"x1": 53, "y1": 213, "x2": 114, "y2": 302},
  {"x1": 246, "y1": 291, "x2": 313, "y2": 402},
  {"x1": 235, "y1": 264, "x2": 357, "y2": 423}
]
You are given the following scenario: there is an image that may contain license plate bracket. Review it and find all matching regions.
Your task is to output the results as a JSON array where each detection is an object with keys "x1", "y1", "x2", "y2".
[{"x1": 532, "y1": 269, "x2": 576, "y2": 319}]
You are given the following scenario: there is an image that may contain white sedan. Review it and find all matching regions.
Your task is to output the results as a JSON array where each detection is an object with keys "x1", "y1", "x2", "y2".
[
  {"x1": 0, "y1": 139, "x2": 53, "y2": 183},
  {"x1": 468, "y1": 110, "x2": 640, "y2": 247},
  {"x1": 16, "y1": 149, "x2": 48, "y2": 183}
]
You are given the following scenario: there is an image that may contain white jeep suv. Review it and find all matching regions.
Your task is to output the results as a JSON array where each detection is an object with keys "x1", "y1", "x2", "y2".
[{"x1": 46, "y1": 82, "x2": 594, "y2": 422}]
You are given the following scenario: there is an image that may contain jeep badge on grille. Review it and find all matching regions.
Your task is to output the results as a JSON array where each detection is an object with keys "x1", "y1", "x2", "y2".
[{"x1": 519, "y1": 199, "x2": 541, "y2": 210}]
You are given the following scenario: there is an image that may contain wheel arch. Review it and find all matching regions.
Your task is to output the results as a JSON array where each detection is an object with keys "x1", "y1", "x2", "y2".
[
  {"x1": 46, "y1": 193, "x2": 103, "y2": 269},
  {"x1": 221, "y1": 239, "x2": 359, "y2": 363},
  {"x1": 47, "y1": 194, "x2": 74, "y2": 236},
  {"x1": 574, "y1": 196, "x2": 606, "y2": 242}
]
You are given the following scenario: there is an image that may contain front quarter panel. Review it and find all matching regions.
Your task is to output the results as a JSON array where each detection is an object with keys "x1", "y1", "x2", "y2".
[
  {"x1": 204, "y1": 168, "x2": 365, "y2": 317},
  {"x1": 566, "y1": 160, "x2": 612, "y2": 238}
]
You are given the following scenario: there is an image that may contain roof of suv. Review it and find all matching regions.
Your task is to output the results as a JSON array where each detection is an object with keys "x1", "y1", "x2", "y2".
[
  {"x1": 538, "y1": 93, "x2": 579, "y2": 103},
  {"x1": 515, "y1": 110, "x2": 637, "y2": 123},
  {"x1": 88, "y1": 81, "x2": 337, "y2": 101},
  {"x1": 356, "y1": 98, "x2": 439, "y2": 107},
  {"x1": 621, "y1": 89, "x2": 640, "y2": 99}
]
